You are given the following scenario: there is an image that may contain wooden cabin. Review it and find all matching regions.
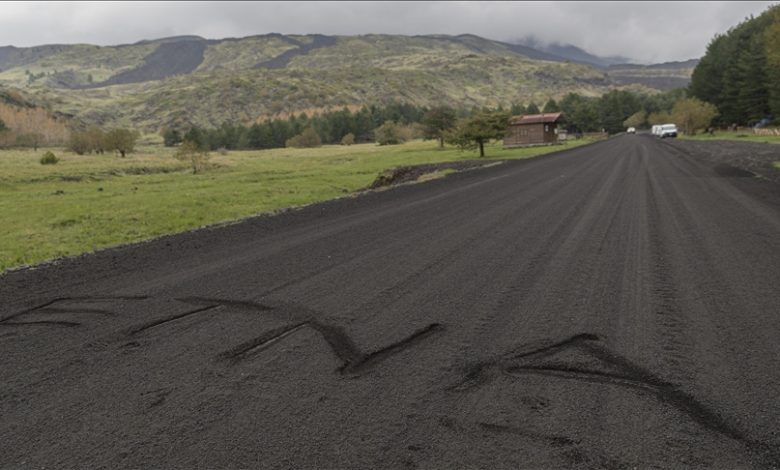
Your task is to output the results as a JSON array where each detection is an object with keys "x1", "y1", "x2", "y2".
[{"x1": 503, "y1": 112, "x2": 565, "y2": 147}]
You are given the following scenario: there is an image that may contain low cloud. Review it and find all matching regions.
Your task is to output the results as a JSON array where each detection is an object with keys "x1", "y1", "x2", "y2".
[{"x1": 1, "y1": 1, "x2": 776, "y2": 63}]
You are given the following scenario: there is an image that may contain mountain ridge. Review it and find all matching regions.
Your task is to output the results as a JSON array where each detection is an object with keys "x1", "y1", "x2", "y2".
[{"x1": 0, "y1": 33, "x2": 695, "y2": 131}]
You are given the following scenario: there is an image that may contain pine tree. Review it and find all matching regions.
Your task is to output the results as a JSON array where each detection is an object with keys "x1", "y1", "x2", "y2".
[{"x1": 542, "y1": 99, "x2": 560, "y2": 113}]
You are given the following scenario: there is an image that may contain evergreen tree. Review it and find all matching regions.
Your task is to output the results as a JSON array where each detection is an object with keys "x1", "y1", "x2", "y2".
[
  {"x1": 598, "y1": 90, "x2": 642, "y2": 134},
  {"x1": 510, "y1": 102, "x2": 526, "y2": 115},
  {"x1": 446, "y1": 111, "x2": 510, "y2": 158},
  {"x1": 690, "y1": 5, "x2": 780, "y2": 125},
  {"x1": 542, "y1": 99, "x2": 560, "y2": 113},
  {"x1": 422, "y1": 106, "x2": 457, "y2": 148},
  {"x1": 163, "y1": 128, "x2": 182, "y2": 147},
  {"x1": 766, "y1": 9, "x2": 780, "y2": 120}
]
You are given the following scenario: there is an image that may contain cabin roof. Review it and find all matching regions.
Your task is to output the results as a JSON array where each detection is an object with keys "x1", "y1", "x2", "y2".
[{"x1": 510, "y1": 112, "x2": 564, "y2": 125}]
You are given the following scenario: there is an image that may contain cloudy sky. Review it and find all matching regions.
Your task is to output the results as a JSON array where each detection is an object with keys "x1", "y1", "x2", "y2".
[{"x1": 1, "y1": 1, "x2": 776, "y2": 63}]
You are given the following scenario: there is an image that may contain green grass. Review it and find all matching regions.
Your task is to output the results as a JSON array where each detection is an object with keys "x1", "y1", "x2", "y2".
[
  {"x1": 0, "y1": 139, "x2": 592, "y2": 271},
  {"x1": 680, "y1": 130, "x2": 780, "y2": 144},
  {"x1": 774, "y1": 161, "x2": 780, "y2": 170}
]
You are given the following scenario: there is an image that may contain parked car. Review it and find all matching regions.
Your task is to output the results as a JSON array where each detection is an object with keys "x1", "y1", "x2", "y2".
[
  {"x1": 659, "y1": 123, "x2": 678, "y2": 138},
  {"x1": 753, "y1": 117, "x2": 773, "y2": 129},
  {"x1": 627, "y1": 127, "x2": 636, "y2": 134}
]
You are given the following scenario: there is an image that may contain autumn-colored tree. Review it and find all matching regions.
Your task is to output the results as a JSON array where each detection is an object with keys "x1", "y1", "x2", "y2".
[
  {"x1": 672, "y1": 98, "x2": 719, "y2": 135},
  {"x1": 647, "y1": 111, "x2": 673, "y2": 126},
  {"x1": 341, "y1": 133, "x2": 355, "y2": 145},
  {"x1": 623, "y1": 110, "x2": 647, "y2": 129},
  {"x1": 0, "y1": 103, "x2": 69, "y2": 145}
]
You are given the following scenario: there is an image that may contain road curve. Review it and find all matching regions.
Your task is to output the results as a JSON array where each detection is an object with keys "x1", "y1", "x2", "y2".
[{"x1": 2, "y1": 135, "x2": 780, "y2": 468}]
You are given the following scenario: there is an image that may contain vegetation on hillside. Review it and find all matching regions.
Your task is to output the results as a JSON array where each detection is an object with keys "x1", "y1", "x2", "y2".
[{"x1": 0, "y1": 34, "x2": 666, "y2": 131}]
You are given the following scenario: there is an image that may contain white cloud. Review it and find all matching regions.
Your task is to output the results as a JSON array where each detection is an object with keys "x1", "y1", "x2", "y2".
[{"x1": 0, "y1": 1, "x2": 776, "y2": 62}]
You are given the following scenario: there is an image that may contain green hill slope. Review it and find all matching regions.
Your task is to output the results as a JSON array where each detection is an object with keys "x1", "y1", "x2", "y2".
[{"x1": 0, "y1": 33, "x2": 674, "y2": 131}]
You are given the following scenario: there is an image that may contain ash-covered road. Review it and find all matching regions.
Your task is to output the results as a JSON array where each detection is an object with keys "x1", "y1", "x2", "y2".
[{"x1": 2, "y1": 135, "x2": 780, "y2": 468}]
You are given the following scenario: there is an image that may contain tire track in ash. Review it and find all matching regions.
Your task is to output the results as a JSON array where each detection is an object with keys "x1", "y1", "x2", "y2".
[
  {"x1": 221, "y1": 320, "x2": 443, "y2": 375},
  {"x1": 0, "y1": 296, "x2": 149, "y2": 327},
  {"x1": 444, "y1": 332, "x2": 778, "y2": 466},
  {"x1": 122, "y1": 296, "x2": 445, "y2": 376},
  {"x1": 127, "y1": 304, "x2": 222, "y2": 335}
]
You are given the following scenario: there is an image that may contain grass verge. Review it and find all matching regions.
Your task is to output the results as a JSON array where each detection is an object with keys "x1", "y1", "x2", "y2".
[
  {"x1": 0, "y1": 139, "x2": 592, "y2": 271},
  {"x1": 679, "y1": 131, "x2": 780, "y2": 145}
]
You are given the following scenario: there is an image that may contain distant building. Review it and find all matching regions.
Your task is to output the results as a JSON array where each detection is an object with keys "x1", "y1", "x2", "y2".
[{"x1": 504, "y1": 112, "x2": 565, "y2": 147}]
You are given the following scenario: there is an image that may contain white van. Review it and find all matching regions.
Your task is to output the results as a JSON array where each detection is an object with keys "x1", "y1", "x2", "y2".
[
  {"x1": 659, "y1": 123, "x2": 678, "y2": 138},
  {"x1": 651, "y1": 125, "x2": 661, "y2": 136}
]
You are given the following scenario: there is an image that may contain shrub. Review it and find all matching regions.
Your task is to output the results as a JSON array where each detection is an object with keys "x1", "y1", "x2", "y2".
[
  {"x1": 162, "y1": 128, "x2": 182, "y2": 147},
  {"x1": 286, "y1": 127, "x2": 322, "y2": 148},
  {"x1": 104, "y1": 128, "x2": 139, "y2": 157},
  {"x1": 374, "y1": 121, "x2": 406, "y2": 145},
  {"x1": 341, "y1": 133, "x2": 355, "y2": 146},
  {"x1": 67, "y1": 131, "x2": 90, "y2": 155},
  {"x1": 40, "y1": 151, "x2": 58, "y2": 165},
  {"x1": 174, "y1": 139, "x2": 210, "y2": 173}
]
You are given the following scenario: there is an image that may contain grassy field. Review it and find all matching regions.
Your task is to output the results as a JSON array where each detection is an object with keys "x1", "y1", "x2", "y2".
[
  {"x1": 680, "y1": 130, "x2": 780, "y2": 145},
  {"x1": 0, "y1": 138, "x2": 593, "y2": 272}
]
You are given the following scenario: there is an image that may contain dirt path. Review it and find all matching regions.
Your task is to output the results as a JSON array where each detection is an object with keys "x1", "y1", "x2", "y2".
[{"x1": 2, "y1": 135, "x2": 780, "y2": 468}]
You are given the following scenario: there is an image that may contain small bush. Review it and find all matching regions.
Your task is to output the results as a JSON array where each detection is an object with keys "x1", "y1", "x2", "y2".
[
  {"x1": 174, "y1": 140, "x2": 210, "y2": 174},
  {"x1": 40, "y1": 151, "x2": 59, "y2": 165},
  {"x1": 341, "y1": 133, "x2": 355, "y2": 146},
  {"x1": 374, "y1": 121, "x2": 406, "y2": 146},
  {"x1": 286, "y1": 127, "x2": 322, "y2": 148}
]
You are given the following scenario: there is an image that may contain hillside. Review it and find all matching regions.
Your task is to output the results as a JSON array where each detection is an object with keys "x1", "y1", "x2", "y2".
[
  {"x1": 605, "y1": 59, "x2": 699, "y2": 91},
  {"x1": 0, "y1": 33, "x2": 687, "y2": 131},
  {"x1": 514, "y1": 38, "x2": 631, "y2": 67}
]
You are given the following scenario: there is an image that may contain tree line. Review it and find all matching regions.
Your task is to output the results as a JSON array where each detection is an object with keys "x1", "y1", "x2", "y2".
[
  {"x1": 67, "y1": 127, "x2": 140, "y2": 157},
  {"x1": 161, "y1": 102, "x2": 428, "y2": 150},
  {"x1": 689, "y1": 4, "x2": 780, "y2": 126},
  {"x1": 159, "y1": 88, "x2": 692, "y2": 154},
  {"x1": 1, "y1": 86, "x2": 713, "y2": 157}
]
